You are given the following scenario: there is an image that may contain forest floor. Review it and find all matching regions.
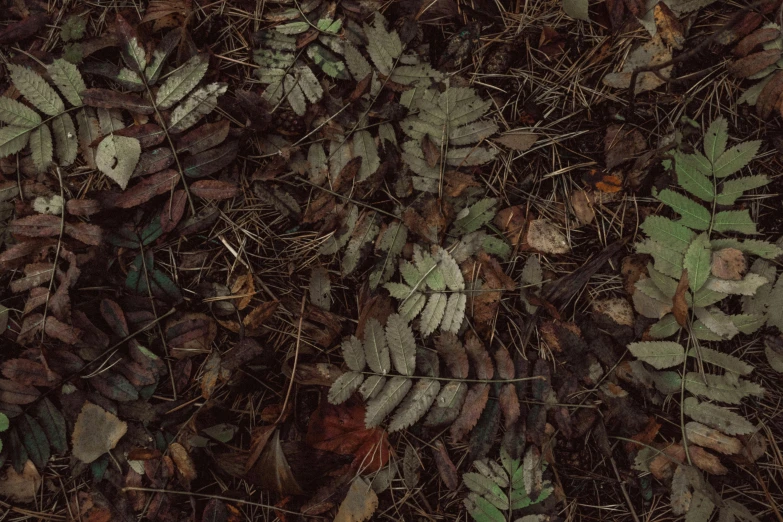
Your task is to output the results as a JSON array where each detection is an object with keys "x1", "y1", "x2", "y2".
[{"x1": 1, "y1": 0, "x2": 783, "y2": 521}]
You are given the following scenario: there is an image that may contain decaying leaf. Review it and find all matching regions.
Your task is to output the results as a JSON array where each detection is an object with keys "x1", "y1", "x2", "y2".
[
  {"x1": 0, "y1": 460, "x2": 41, "y2": 503},
  {"x1": 335, "y1": 476, "x2": 378, "y2": 522},
  {"x1": 72, "y1": 402, "x2": 128, "y2": 464},
  {"x1": 526, "y1": 219, "x2": 570, "y2": 254}
]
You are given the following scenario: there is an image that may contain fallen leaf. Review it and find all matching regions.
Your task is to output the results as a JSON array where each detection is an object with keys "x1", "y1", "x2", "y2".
[
  {"x1": 526, "y1": 219, "x2": 570, "y2": 254},
  {"x1": 494, "y1": 205, "x2": 527, "y2": 246},
  {"x1": 169, "y1": 442, "x2": 197, "y2": 485},
  {"x1": 335, "y1": 476, "x2": 378, "y2": 522},
  {"x1": 605, "y1": 125, "x2": 647, "y2": 169},
  {"x1": 654, "y1": 2, "x2": 685, "y2": 50},
  {"x1": 494, "y1": 131, "x2": 539, "y2": 151},
  {"x1": 431, "y1": 440, "x2": 459, "y2": 491},
  {"x1": 0, "y1": 460, "x2": 41, "y2": 503},
  {"x1": 621, "y1": 254, "x2": 649, "y2": 295},
  {"x1": 592, "y1": 298, "x2": 634, "y2": 327},
  {"x1": 247, "y1": 429, "x2": 304, "y2": 495},
  {"x1": 306, "y1": 395, "x2": 390, "y2": 473},
  {"x1": 711, "y1": 248, "x2": 746, "y2": 281},
  {"x1": 72, "y1": 402, "x2": 128, "y2": 464},
  {"x1": 114, "y1": 169, "x2": 180, "y2": 208},
  {"x1": 420, "y1": 134, "x2": 440, "y2": 168},
  {"x1": 729, "y1": 49, "x2": 782, "y2": 78},
  {"x1": 166, "y1": 313, "x2": 217, "y2": 358},
  {"x1": 602, "y1": 35, "x2": 672, "y2": 94},
  {"x1": 689, "y1": 445, "x2": 728, "y2": 475},
  {"x1": 686, "y1": 422, "x2": 742, "y2": 455},
  {"x1": 190, "y1": 180, "x2": 240, "y2": 201},
  {"x1": 734, "y1": 27, "x2": 780, "y2": 57},
  {"x1": 571, "y1": 189, "x2": 595, "y2": 225}
]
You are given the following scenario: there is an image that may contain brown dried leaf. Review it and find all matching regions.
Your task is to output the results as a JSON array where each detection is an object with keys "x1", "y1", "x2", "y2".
[
  {"x1": 654, "y1": 2, "x2": 685, "y2": 50},
  {"x1": 498, "y1": 383, "x2": 520, "y2": 429},
  {"x1": 711, "y1": 248, "x2": 746, "y2": 280},
  {"x1": 115, "y1": 169, "x2": 179, "y2": 208},
  {"x1": 190, "y1": 180, "x2": 239, "y2": 201},
  {"x1": 0, "y1": 460, "x2": 41, "y2": 503},
  {"x1": 649, "y1": 444, "x2": 685, "y2": 480},
  {"x1": 449, "y1": 383, "x2": 489, "y2": 441},
  {"x1": 1, "y1": 359, "x2": 60, "y2": 387},
  {"x1": 166, "y1": 313, "x2": 217, "y2": 358},
  {"x1": 465, "y1": 334, "x2": 493, "y2": 380},
  {"x1": 160, "y1": 190, "x2": 187, "y2": 233},
  {"x1": 494, "y1": 205, "x2": 527, "y2": 246},
  {"x1": 592, "y1": 298, "x2": 634, "y2": 327},
  {"x1": 132, "y1": 147, "x2": 176, "y2": 178},
  {"x1": 82, "y1": 88, "x2": 155, "y2": 114},
  {"x1": 493, "y1": 347, "x2": 514, "y2": 380},
  {"x1": 0, "y1": 13, "x2": 49, "y2": 44},
  {"x1": 494, "y1": 131, "x2": 538, "y2": 151},
  {"x1": 672, "y1": 270, "x2": 690, "y2": 327},
  {"x1": 115, "y1": 124, "x2": 166, "y2": 148},
  {"x1": 434, "y1": 333, "x2": 468, "y2": 378},
  {"x1": 169, "y1": 442, "x2": 197, "y2": 485},
  {"x1": 689, "y1": 445, "x2": 728, "y2": 475},
  {"x1": 571, "y1": 189, "x2": 595, "y2": 225},
  {"x1": 728, "y1": 49, "x2": 782, "y2": 78},
  {"x1": 66, "y1": 199, "x2": 102, "y2": 216},
  {"x1": 176, "y1": 120, "x2": 230, "y2": 155},
  {"x1": 72, "y1": 402, "x2": 128, "y2": 464},
  {"x1": 0, "y1": 378, "x2": 40, "y2": 404},
  {"x1": 420, "y1": 134, "x2": 441, "y2": 168},
  {"x1": 431, "y1": 440, "x2": 459, "y2": 490},
  {"x1": 605, "y1": 125, "x2": 647, "y2": 169},
  {"x1": 757, "y1": 70, "x2": 783, "y2": 119},
  {"x1": 685, "y1": 422, "x2": 743, "y2": 455},
  {"x1": 734, "y1": 27, "x2": 781, "y2": 57},
  {"x1": 65, "y1": 222, "x2": 102, "y2": 246},
  {"x1": 243, "y1": 300, "x2": 279, "y2": 335},
  {"x1": 8, "y1": 214, "x2": 61, "y2": 238},
  {"x1": 526, "y1": 219, "x2": 570, "y2": 254}
]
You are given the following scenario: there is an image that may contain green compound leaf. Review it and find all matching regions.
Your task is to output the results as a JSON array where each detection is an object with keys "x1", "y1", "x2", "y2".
[
  {"x1": 8, "y1": 64, "x2": 65, "y2": 116},
  {"x1": 156, "y1": 54, "x2": 209, "y2": 110},
  {"x1": 47, "y1": 58, "x2": 85, "y2": 107},
  {"x1": 711, "y1": 239, "x2": 782, "y2": 259},
  {"x1": 640, "y1": 215, "x2": 696, "y2": 253},
  {"x1": 0, "y1": 96, "x2": 42, "y2": 128},
  {"x1": 656, "y1": 189, "x2": 710, "y2": 230},
  {"x1": 0, "y1": 125, "x2": 32, "y2": 158},
  {"x1": 703, "y1": 117, "x2": 728, "y2": 164},
  {"x1": 712, "y1": 140, "x2": 761, "y2": 178},
  {"x1": 628, "y1": 341, "x2": 686, "y2": 369},
  {"x1": 684, "y1": 233, "x2": 711, "y2": 292},
  {"x1": 716, "y1": 175, "x2": 770, "y2": 205},
  {"x1": 674, "y1": 151, "x2": 714, "y2": 201},
  {"x1": 452, "y1": 198, "x2": 498, "y2": 235},
  {"x1": 713, "y1": 210, "x2": 757, "y2": 234}
]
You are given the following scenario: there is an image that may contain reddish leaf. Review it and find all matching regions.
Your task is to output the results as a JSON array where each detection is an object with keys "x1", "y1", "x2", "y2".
[
  {"x1": 190, "y1": 180, "x2": 239, "y2": 201},
  {"x1": 202, "y1": 499, "x2": 230, "y2": 522},
  {"x1": 166, "y1": 313, "x2": 217, "y2": 358},
  {"x1": 0, "y1": 378, "x2": 40, "y2": 404},
  {"x1": 756, "y1": 70, "x2": 783, "y2": 119},
  {"x1": 115, "y1": 14, "x2": 145, "y2": 74},
  {"x1": 10, "y1": 262, "x2": 54, "y2": 293},
  {"x1": 176, "y1": 120, "x2": 230, "y2": 155},
  {"x1": 431, "y1": 440, "x2": 459, "y2": 490},
  {"x1": 66, "y1": 199, "x2": 102, "y2": 216},
  {"x1": 0, "y1": 240, "x2": 53, "y2": 270},
  {"x1": 0, "y1": 13, "x2": 49, "y2": 44},
  {"x1": 115, "y1": 124, "x2": 166, "y2": 148},
  {"x1": 434, "y1": 333, "x2": 468, "y2": 379},
  {"x1": 115, "y1": 170, "x2": 179, "y2": 208},
  {"x1": 44, "y1": 316, "x2": 82, "y2": 344},
  {"x1": 100, "y1": 299, "x2": 130, "y2": 337},
  {"x1": 498, "y1": 383, "x2": 520, "y2": 430},
  {"x1": 450, "y1": 383, "x2": 489, "y2": 442},
  {"x1": 493, "y1": 347, "x2": 514, "y2": 380},
  {"x1": 421, "y1": 134, "x2": 441, "y2": 168},
  {"x1": 2, "y1": 359, "x2": 60, "y2": 387},
  {"x1": 177, "y1": 207, "x2": 220, "y2": 236},
  {"x1": 306, "y1": 395, "x2": 390, "y2": 473},
  {"x1": 65, "y1": 222, "x2": 103, "y2": 246},
  {"x1": 222, "y1": 338, "x2": 265, "y2": 372},
  {"x1": 132, "y1": 147, "x2": 176, "y2": 177},
  {"x1": 82, "y1": 88, "x2": 155, "y2": 114},
  {"x1": 8, "y1": 214, "x2": 61, "y2": 238},
  {"x1": 90, "y1": 371, "x2": 139, "y2": 402},
  {"x1": 464, "y1": 334, "x2": 493, "y2": 380},
  {"x1": 728, "y1": 49, "x2": 782, "y2": 78},
  {"x1": 183, "y1": 141, "x2": 239, "y2": 178},
  {"x1": 244, "y1": 424, "x2": 277, "y2": 475},
  {"x1": 734, "y1": 27, "x2": 780, "y2": 57},
  {"x1": 160, "y1": 190, "x2": 187, "y2": 233}
]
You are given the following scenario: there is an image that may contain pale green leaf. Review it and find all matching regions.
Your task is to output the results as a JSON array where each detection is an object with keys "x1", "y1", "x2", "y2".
[
  {"x1": 441, "y1": 293, "x2": 466, "y2": 334},
  {"x1": 628, "y1": 341, "x2": 685, "y2": 369},
  {"x1": 29, "y1": 124, "x2": 53, "y2": 173},
  {"x1": 563, "y1": 0, "x2": 589, "y2": 20},
  {"x1": 343, "y1": 43, "x2": 372, "y2": 81},
  {"x1": 385, "y1": 282, "x2": 414, "y2": 300},
  {"x1": 168, "y1": 82, "x2": 227, "y2": 134},
  {"x1": 716, "y1": 175, "x2": 770, "y2": 205},
  {"x1": 363, "y1": 13, "x2": 402, "y2": 76},
  {"x1": 388, "y1": 378, "x2": 440, "y2": 432},
  {"x1": 342, "y1": 213, "x2": 380, "y2": 276},
  {"x1": 420, "y1": 293, "x2": 447, "y2": 337},
  {"x1": 711, "y1": 238, "x2": 782, "y2": 259},
  {"x1": 8, "y1": 64, "x2": 64, "y2": 116},
  {"x1": 636, "y1": 239, "x2": 685, "y2": 279},
  {"x1": 96, "y1": 135, "x2": 142, "y2": 189},
  {"x1": 693, "y1": 285, "x2": 728, "y2": 307},
  {"x1": 656, "y1": 189, "x2": 710, "y2": 230},
  {"x1": 328, "y1": 371, "x2": 364, "y2": 404},
  {"x1": 425, "y1": 381, "x2": 467, "y2": 427},
  {"x1": 684, "y1": 233, "x2": 711, "y2": 292},
  {"x1": 453, "y1": 198, "x2": 497, "y2": 235},
  {"x1": 276, "y1": 21, "x2": 310, "y2": 35},
  {"x1": 693, "y1": 307, "x2": 739, "y2": 339},
  {"x1": 674, "y1": 151, "x2": 714, "y2": 201},
  {"x1": 521, "y1": 256, "x2": 543, "y2": 287},
  {"x1": 0, "y1": 97, "x2": 42, "y2": 128},
  {"x1": 713, "y1": 210, "x2": 757, "y2": 234},
  {"x1": 731, "y1": 313, "x2": 765, "y2": 334},
  {"x1": 464, "y1": 473, "x2": 509, "y2": 510},
  {"x1": 688, "y1": 345, "x2": 753, "y2": 375},
  {"x1": 144, "y1": 28, "x2": 181, "y2": 85},
  {"x1": 386, "y1": 313, "x2": 416, "y2": 376},
  {"x1": 684, "y1": 372, "x2": 764, "y2": 404},
  {"x1": 640, "y1": 215, "x2": 695, "y2": 253},
  {"x1": 353, "y1": 130, "x2": 379, "y2": 181},
  {"x1": 649, "y1": 314, "x2": 680, "y2": 338},
  {"x1": 706, "y1": 273, "x2": 768, "y2": 295},
  {"x1": 307, "y1": 44, "x2": 349, "y2": 80},
  {"x1": 446, "y1": 145, "x2": 497, "y2": 167},
  {"x1": 156, "y1": 54, "x2": 209, "y2": 110},
  {"x1": 51, "y1": 113, "x2": 77, "y2": 166},
  {"x1": 365, "y1": 376, "x2": 411, "y2": 427},
  {"x1": 713, "y1": 140, "x2": 761, "y2": 178},
  {"x1": 691, "y1": 320, "x2": 724, "y2": 341},
  {"x1": 364, "y1": 318, "x2": 390, "y2": 375},
  {"x1": 341, "y1": 335, "x2": 365, "y2": 372},
  {"x1": 399, "y1": 292, "x2": 427, "y2": 322},
  {"x1": 0, "y1": 125, "x2": 32, "y2": 157},
  {"x1": 703, "y1": 117, "x2": 728, "y2": 164},
  {"x1": 47, "y1": 58, "x2": 85, "y2": 107},
  {"x1": 683, "y1": 397, "x2": 755, "y2": 435},
  {"x1": 647, "y1": 263, "x2": 680, "y2": 298}
]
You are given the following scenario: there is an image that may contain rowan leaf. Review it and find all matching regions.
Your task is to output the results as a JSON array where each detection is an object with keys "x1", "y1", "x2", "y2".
[
  {"x1": 156, "y1": 54, "x2": 209, "y2": 110},
  {"x1": 51, "y1": 113, "x2": 77, "y2": 166},
  {"x1": 441, "y1": 293, "x2": 466, "y2": 334},
  {"x1": 640, "y1": 215, "x2": 695, "y2": 252},
  {"x1": 8, "y1": 64, "x2": 64, "y2": 116},
  {"x1": 96, "y1": 135, "x2": 142, "y2": 189},
  {"x1": 0, "y1": 126, "x2": 32, "y2": 158},
  {"x1": 683, "y1": 372, "x2": 764, "y2": 404},
  {"x1": 17, "y1": 414, "x2": 49, "y2": 471},
  {"x1": 309, "y1": 266, "x2": 331, "y2": 311},
  {"x1": 684, "y1": 233, "x2": 712, "y2": 292},
  {"x1": 363, "y1": 13, "x2": 402, "y2": 76},
  {"x1": 713, "y1": 210, "x2": 757, "y2": 234},
  {"x1": 628, "y1": 341, "x2": 686, "y2": 369},
  {"x1": 32, "y1": 398, "x2": 67, "y2": 454},
  {"x1": 703, "y1": 117, "x2": 728, "y2": 164},
  {"x1": 683, "y1": 397, "x2": 754, "y2": 435},
  {"x1": 706, "y1": 273, "x2": 768, "y2": 295},
  {"x1": 341, "y1": 335, "x2": 365, "y2": 372},
  {"x1": 674, "y1": 151, "x2": 714, "y2": 201},
  {"x1": 716, "y1": 175, "x2": 770, "y2": 205},
  {"x1": 386, "y1": 313, "x2": 416, "y2": 376},
  {"x1": 420, "y1": 293, "x2": 447, "y2": 337},
  {"x1": 685, "y1": 421, "x2": 743, "y2": 454},
  {"x1": 328, "y1": 372, "x2": 365, "y2": 405},
  {"x1": 453, "y1": 198, "x2": 498, "y2": 235},
  {"x1": 364, "y1": 318, "x2": 390, "y2": 375},
  {"x1": 424, "y1": 381, "x2": 467, "y2": 427},
  {"x1": 168, "y1": 82, "x2": 227, "y2": 134},
  {"x1": 388, "y1": 378, "x2": 440, "y2": 432},
  {"x1": 47, "y1": 58, "x2": 85, "y2": 107},
  {"x1": 365, "y1": 376, "x2": 411, "y2": 428},
  {"x1": 656, "y1": 189, "x2": 710, "y2": 230},
  {"x1": 687, "y1": 346, "x2": 753, "y2": 375},
  {"x1": 711, "y1": 238, "x2": 782, "y2": 259},
  {"x1": 712, "y1": 140, "x2": 761, "y2": 178},
  {"x1": 29, "y1": 124, "x2": 53, "y2": 173},
  {"x1": 0, "y1": 97, "x2": 42, "y2": 128}
]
